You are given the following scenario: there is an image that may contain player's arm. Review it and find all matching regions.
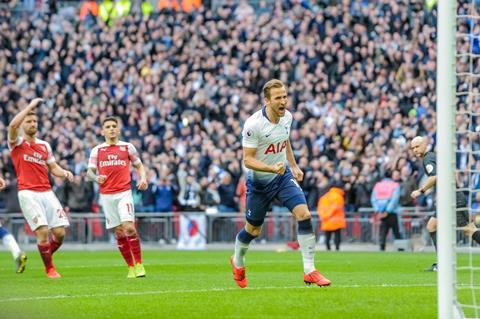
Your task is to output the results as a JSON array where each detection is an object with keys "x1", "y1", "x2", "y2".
[
  {"x1": 86, "y1": 167, "x2": 106, "y2": 184},
  {"x1": 411, "y1": 176, "x2": 437, "y2": 199},
  {"x1": 47, "y1": 162, "x2": 74, "y2": 182},
  {"x1": 243, "y1": 147, "x2": 285, "y2": 174},
  {"x1": 8, "y1": 98, "x2": 43, "y2": 142},
  {"x1": 133, "y1": 163, "x2": 148, "y2": 190},
  {"x1": 286, "y1": 140, "x2": 303, "y2": 181}
]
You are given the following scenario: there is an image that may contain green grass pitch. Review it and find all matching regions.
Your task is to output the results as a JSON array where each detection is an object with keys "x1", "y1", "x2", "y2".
[{"x1": 0, "y1": 250, "x2": 475, "y2": 318}]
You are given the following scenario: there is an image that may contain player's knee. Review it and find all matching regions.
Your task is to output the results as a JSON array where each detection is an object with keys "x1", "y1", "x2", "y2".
[
  {"x1": 122, "y1": 223, "x2": 136, "y2": 236},
  {"x1": 249, "y1": 227, "x2": 262, "y2": 237},
  {"x1": 292, "y1": 204, "x2": 311, "y2": 221},
  {"x1": 427, "y1": 218, "x2": 437, "y2": 232},
  {"x1": 35, "y1": 226, "x2": 49, "y2": 243},
  {"x1": 114, "y1": 227, "x2": 125, "y2": 238},
  {"x1": 245, "y1": 224, "x2": 262, "y2": 237},
  {"x1": 54, "y1": 233, "x2": 65, "y2": 243},
  {"x1": 295, "y1": 211, "x2": 311, "y2": 221},
  {"x1": 51, "y1": 228, "x2": 65, "y2": 242}
]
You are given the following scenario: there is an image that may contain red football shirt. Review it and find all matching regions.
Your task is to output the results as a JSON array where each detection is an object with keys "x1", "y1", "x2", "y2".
[
  {"x1": 9, "y1": 137, "x2": 54, "y2": 191},
  {"x1": 88, "y1": 141, "x2": 142, "y2": 194}
]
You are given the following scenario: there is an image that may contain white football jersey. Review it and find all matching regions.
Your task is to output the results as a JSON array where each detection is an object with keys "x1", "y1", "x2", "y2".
[{"x1": 242, "y1": 107, "x2": 292, "y2": 184}]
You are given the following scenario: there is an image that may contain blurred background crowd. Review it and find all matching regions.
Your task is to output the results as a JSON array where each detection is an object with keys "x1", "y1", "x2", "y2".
[{"x1": 0, "y1": 0, "x2": 479, "y2": 220}]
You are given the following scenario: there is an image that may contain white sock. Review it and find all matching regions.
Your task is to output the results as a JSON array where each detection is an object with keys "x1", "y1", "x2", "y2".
[
  {"x1": 3, "y1": 234, "x2": 21, "y2": 260},
  {"x1": 234, "y1": 237, "x2": 250, "y2": 268},
  {"x1": 298, "y1": 233, "x2": 316, "y2": 274}
]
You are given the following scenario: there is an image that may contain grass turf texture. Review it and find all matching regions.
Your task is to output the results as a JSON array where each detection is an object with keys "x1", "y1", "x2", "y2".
[{"x1": 0, "y1": 250, "x2": 474, "y2": 319}]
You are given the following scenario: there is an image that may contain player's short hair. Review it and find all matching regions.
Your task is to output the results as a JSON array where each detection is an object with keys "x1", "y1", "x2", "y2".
[
  {"x1": 102, "y1": 116, "x2": 118, "y2": 126},
  {"x1": 262, "y1": 79, "x2": 285, "y2": 99},
  {"x1": 25, "y1": 111, "x2": 37, "y2": 117}
]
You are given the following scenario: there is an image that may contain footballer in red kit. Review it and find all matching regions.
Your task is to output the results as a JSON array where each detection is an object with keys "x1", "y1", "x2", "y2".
[
  {"x1": 87, "y1": 116, "x2": 148, "y2": 278},
  {"x1": 8, "y1": 98, "x2": 74, "y2": 278}
]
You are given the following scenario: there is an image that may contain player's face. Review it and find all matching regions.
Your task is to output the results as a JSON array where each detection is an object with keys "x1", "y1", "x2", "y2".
[
  {"x1": 266, "y1": 86, "x2": 288, "y2": 117},
  {"x1": 410, "y1": 141, "x2": 425, "y2": 158},
  {"x1": 22, "y1": 115, "x2": 38, "y2": 136},
  {"x1": 102, "y1": 120, "x2": 120, "y2": 140}
]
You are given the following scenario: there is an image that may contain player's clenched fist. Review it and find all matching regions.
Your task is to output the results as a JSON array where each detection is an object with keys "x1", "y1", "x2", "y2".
[
  {"x1": 410, "y1": 189, "x2": 422, "y2": 199},
  {"x1": 291, "y1": 166, "x2": 304, "y2": 182},
  {"x1": 97, "y1": 175, "x2": 107, "y2": 184},
  {"x1": 272, "y1": 162, "x2": 286, "y2": 175},
  {"x1": 63, "y1": 170, "x2": 74, "y2": 182},
  {"x1": 136, "y1": 179, "x2": 148, "y2": 190}
]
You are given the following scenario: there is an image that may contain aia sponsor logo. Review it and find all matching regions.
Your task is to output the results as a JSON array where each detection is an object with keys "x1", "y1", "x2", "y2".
[{"x1": 264, "y1": 140, "x2": 287, "y2": 155}]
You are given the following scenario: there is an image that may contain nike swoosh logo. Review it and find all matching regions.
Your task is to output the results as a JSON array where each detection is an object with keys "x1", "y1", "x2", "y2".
[{"x1": 265, "y1": 134, "x2": 271, "y2": 137}]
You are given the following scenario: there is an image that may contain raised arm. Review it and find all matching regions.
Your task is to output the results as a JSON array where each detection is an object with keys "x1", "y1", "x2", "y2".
[{"x1": 8, "y1": 98, "x2": 43, "y2": 142}]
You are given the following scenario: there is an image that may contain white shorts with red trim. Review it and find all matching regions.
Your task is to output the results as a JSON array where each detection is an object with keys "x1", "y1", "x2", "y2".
[
  {"x1": 99, "y1": 190, "x2": 135, "y2": 229},
  {"x1": 18, "y1": 190, "x2": 69, "y2": 231}
]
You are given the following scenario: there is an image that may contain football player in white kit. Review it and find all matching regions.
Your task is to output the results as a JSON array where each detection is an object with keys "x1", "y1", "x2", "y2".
[{"x1": 230, "y1": 79, "x2": 331, "y2": 288}]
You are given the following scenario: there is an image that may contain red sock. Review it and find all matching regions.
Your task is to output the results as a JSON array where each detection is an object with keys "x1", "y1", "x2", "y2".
[
  {"x1": 37, "y1": 243, "x2": 54, "y2": 272},
  {"x1": 127, "y1": 233, "x2": 142, "y2": 264},
  {"x1": 49, "y1": 238, "x2": 62, "y2": 254},
  {"x1": 116, "y1": 235, "x2": 134, "y2": 267}
]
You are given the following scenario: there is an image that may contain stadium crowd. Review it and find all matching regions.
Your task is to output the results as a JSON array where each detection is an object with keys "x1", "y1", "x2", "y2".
[{"x1": 0, "y1": 0, "x2": 478, "y2": 218}]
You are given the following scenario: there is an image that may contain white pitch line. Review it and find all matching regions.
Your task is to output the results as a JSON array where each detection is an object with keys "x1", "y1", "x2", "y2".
[
  {"x1": 0, "y1": 260, "x2": 306, "y2": 271},
  {"x1": 0, "y1": 283, "x2": 436, "y2": 303}
]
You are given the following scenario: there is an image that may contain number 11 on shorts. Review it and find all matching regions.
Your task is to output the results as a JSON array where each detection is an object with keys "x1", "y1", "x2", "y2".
[{"x1": 126, "y1": 203, "x2": 134, "y2": 214}]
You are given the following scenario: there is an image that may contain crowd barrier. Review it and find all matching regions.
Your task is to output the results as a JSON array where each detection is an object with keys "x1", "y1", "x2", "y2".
[{"x1": 0, "y1": 207, "x2": 440, "y2": 247}]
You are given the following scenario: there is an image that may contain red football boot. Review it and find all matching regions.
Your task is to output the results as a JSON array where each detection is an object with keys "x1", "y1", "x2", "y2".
[
  {"x1": 230, "y1": 256, "x2": 247, "y2": 288},
  {"x1": 46, "y1": 268, "x2": 62, "y2": 278},
  {"x1": 304, "y1": 270, "x2": 331, "y2": 287}
]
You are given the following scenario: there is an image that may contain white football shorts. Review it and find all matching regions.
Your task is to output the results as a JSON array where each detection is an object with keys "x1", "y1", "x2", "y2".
[
  {"x1": 99, "y1": 190, "x2": 135, "y2": 229},
  {"x1": 18, "y1": 190, "x2": 69, "y2": 231}
]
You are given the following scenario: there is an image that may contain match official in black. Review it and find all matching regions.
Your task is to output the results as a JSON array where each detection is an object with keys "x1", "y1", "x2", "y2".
[{"x1": 410, "y1": 136, "x2": 480, "y2": 272}]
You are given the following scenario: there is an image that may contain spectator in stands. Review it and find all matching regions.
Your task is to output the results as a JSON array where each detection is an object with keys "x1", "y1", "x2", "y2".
[
  {"x1": 1, "y1": 173, "x2": 21, "y2": 213},
  {"x1": 217, "y1": 172, "x2": 238, "y2": 213},
  {"x1": 201, "y1": 178, "x2": 220, "y2": 211},
  {"x1": 79, "y1": 0, "x2": 99, "y2": 20},
  {"x1": 155, "y1": 176, "x2": 176, "y2": 212},
  {"x1": 352, "y1": 173, "x2": 373, "y2": 211},
  {"x1": 62, "y1": 174, "x2": 94, "y2": 213},
  {"x1": 138, "y1": 170, "x2": 157, "y2": 212},
  {"x1": 178, "y1": 174, "x2": 202, "y2": 212},
  {"x1": 399, "y1": 166, "x2": 417, "y2": 207},
  {"x1": 0, "y1": 0, "x2": 464, "y2": 222}
]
